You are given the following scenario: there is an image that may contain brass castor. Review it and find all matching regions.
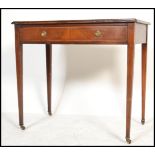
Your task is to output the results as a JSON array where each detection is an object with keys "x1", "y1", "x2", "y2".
[
  {"x1": 48, "y1": 111, "x2": 52, "y2": 116},
  {"x1": 20, "y1": 125, "x2": 26, "y2": 130},
  {"x1": 126, "y1": 137, "x2": 131, "y2": 144},
  {"x1": 141, "y1": 119, "x2": 145, "y2": 125}
]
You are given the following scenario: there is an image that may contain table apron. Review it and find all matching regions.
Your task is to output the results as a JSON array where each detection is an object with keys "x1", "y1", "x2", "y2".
[{"x1": 19, "y1": 25, "x2": 128, "y2": 44}]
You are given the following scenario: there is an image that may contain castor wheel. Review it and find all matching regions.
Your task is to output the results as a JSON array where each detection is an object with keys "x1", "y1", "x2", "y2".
[
  {"x1": 141, "y1": 119, "x2": 145, "y2": 125},
  {"x1": 20, "y1": 125, "x2": 26, "y2": 130},
  {"x1": 126, "y1": 137, "x2": 131, "y2": 144},
  {"x1": 48, "y1": 111, "x2": 52, "y2": 116}
]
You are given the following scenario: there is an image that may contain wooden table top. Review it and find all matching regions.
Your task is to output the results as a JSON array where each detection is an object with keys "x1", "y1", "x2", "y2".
[{"x1": 12, "y1": 18, "x2": 150, "y2": 25}]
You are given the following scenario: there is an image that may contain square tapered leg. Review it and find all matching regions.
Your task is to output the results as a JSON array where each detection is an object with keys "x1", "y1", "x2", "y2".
[{"x1": 46, "y1": 44, "x2": 52, "y2": 115}]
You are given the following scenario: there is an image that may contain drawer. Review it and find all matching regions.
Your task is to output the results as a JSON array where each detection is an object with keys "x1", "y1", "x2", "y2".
[
  {"x1": 19, "y1": 26, "x2": 127, "y2": 44},
  {"x1": 19, "y1": 27, "x2": 69, "y2": 43},
  {"x1": 69, "y1": 26, "x2": 127, "y2": 43}
]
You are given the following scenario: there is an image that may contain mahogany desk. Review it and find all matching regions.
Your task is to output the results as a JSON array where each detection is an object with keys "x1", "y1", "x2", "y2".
[{"x1": 12, "y1": 19, "x2": 150, "y2": 144}]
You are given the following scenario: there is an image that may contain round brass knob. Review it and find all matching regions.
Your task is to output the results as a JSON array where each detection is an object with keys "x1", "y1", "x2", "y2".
[
  {"x1": 41, "y1": 31, "x2": 47, "y2": 37},
  {"x1": 94, "y1": 30, "x2": 103, "y2": 37}
]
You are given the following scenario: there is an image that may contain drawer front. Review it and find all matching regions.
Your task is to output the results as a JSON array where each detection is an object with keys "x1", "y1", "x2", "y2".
[
  {"x1": 19, "y1": 26, "x2": 127, "y2": 44},
  {"x1": 69, "y1": 26, "x2": 127, "y2": 43},
  {"x1": 19, "y1": 27, "x2": 69, "y2": 43}
]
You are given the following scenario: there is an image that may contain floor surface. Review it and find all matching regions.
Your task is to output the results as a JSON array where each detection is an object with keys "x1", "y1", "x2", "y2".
[{"x1": 2, "y1": 113, "x2": 154, "y2": 146}]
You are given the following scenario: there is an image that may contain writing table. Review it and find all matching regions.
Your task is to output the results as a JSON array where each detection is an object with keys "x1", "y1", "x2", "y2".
[{"x1": 12, "y1": 19, "x2": 150, "y2": 144}]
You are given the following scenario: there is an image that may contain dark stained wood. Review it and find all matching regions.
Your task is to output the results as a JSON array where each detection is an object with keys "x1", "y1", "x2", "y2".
[
  {"x1": 19, "y1": 25, "x2": 127, "y2": 44},
  {"x1": 69, "y1": 26, "x2": 127, "y2": 43},
  {"x1": 141, "y1": 43, "x2": 147, "y2": 124},
  {"x1": 12, "y1": 18, "x2": 150, "y2": 25},
  {"x1": 126, "y1": 23, "x2": 135, "y2": 144},
  {"x1": 46, "y1": 44, "x2": 52, "y2": 115},
  {"x1": 15, "y1": 26, "x2": 25, "y2": 129},
  {"x1": 13, "y1": 19, "x2": 149, "y2": 143},
  {"x1": 19, "y1": 27, "x2": 69, "y2": 42}
]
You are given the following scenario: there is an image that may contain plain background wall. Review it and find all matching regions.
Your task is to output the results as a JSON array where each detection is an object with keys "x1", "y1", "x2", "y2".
[{"x1": 2, "y1": 9, "x2": 154, "y2": 121}]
